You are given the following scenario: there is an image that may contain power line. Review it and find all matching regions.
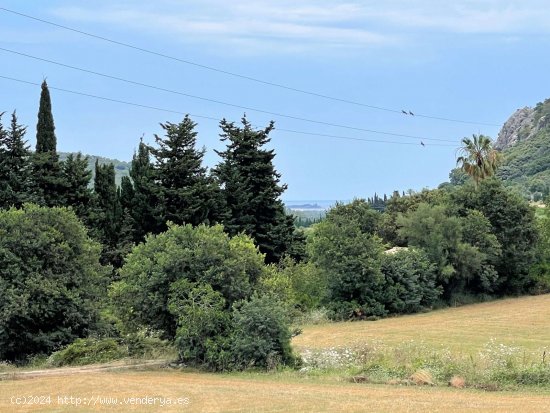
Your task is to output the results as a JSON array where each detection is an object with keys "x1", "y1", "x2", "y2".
[
  {"x1": 0, "y1": 6, "x2": 500, "y2": 127},
  {"x1": 0, "y1": 47, "x2": 458, "y2": 144},
  {"x1": 0, "y1": 74, "x2": 457, "y2": 148}
]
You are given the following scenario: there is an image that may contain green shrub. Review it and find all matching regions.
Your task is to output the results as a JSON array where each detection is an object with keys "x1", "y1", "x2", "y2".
[
  {"x1": 170, "y1": 281, "x2": 231, "y2": 368},
  {"x1": 380, "y1": 248, "x2": 440, "y2": 314},
  {"x1": 0, "y1": 204, "x2": 108, "y2": 362},
  {"x1": 111, "y1": 224, "x2": 266, "y2": 339},
  {"x1": 231, "y1": 295, "x2": 297, "y2": 370},
  {"x1": 47, "y1": 338, "x2": 128, "y2": 367},
  {"x1": 259, "y1": 258, "x2": 327, "y2": 315}
]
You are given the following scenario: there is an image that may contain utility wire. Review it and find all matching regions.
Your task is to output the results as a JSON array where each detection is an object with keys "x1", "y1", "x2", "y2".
[
  {"x1": 0, "y1": 6, "x2": 500, "y2": 127},
  {"x1": 0, "y1": 47, "x2": 457, "y2": 144},
  {"x1": 0, "y1": 74, "x2": 457, "y2": 147}
]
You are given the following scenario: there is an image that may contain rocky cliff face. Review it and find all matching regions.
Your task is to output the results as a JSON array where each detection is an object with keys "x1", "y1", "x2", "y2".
[
  {"x1": 494, "y1": 107, "x2": 535, "y2": 150},
  {"x1": 495, "y1": 99, "x2": 550, "y2": 151}
]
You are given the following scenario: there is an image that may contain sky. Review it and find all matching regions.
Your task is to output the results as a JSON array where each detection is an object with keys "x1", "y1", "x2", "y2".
[{"x1": 2, "y1": 1, "x2": 550, "y2": 201}]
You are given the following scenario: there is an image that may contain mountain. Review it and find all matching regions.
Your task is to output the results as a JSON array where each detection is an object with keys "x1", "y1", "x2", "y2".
[
  {"x1": 495, "y1": 98, "x2": 550, "y2": 199},
  {"x1": 58, "y1": 152, "x2": 131, "y2": 186}
]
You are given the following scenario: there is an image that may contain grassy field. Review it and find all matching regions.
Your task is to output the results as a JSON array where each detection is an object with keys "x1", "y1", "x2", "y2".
[
  {"x1": 2, "y1": 370, "x2": 550, "y2": 413},
  {"x1": 293, "y1": 294, "x2": 550, "y2": 354},
  {"x1": 3, "y1": 294, "x2": 550, "y2": 412}
]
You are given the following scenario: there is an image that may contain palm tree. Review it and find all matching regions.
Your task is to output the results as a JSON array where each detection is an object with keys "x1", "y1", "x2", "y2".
[{"x1": 456, "y1": 134, "x2": 501, "y2": 186}]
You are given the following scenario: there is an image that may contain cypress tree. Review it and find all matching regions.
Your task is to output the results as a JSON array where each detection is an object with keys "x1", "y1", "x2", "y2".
[
  {"x1": 151, "y1": 115, "x2": 221, "y2": 228},
  {"x1": 213, "y1": 116, "x2": 294, "y2": 263},
  {"x1": 0, "y1": 111, "x2": 32, "y2": 209},
  {"x1": 32, "y1": 80, "x2": 64, "y2": 206}
]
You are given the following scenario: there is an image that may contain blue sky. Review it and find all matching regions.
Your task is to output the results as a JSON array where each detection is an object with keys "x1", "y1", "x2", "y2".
[{"x1": 2, "y1": 1, "x2": 550, "y2": 200}]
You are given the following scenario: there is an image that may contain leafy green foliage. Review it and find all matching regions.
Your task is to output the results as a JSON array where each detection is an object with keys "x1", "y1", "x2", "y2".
[
  {"x1": 380, "y1": 249, "x2": 440, "y2": 314},
  {"x1": 47, "y1": 338, "x2": 127, "y2": 367},
  {"x1": 230, "y1": 295, "x2": 296, "y2": 370},
  {"x1": 169, "y1": 281, "x2": 231, "y2": 368},
  {"x1": 259, "y1": 258, "x2": 327, "y2": 312},
  {"x1": 0, "y1": 204, "x2": 108, "y2": 362},
  {"x1": 397, "y1": 203, "x2": 502, "y2": 296},
  {"x1": 451, "y1": 179, "x2": 538, "y2": 293},
  {"x1": 308, "y1": 200, "x2": 387, "y2": 318},
  {"x1": 111, "y1": 224, "x2": 265, "y2": 339}
]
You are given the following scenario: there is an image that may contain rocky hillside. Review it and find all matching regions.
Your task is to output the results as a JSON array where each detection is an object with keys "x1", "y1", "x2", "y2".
[
  {"x1": 496, "y1": 99, "x2": 550, "y2": 199},
  {"x1": 495, "y1": 99, "x2": 550, "y2": 150}
]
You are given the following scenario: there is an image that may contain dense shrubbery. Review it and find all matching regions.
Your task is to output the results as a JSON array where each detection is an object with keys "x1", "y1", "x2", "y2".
[
  {"x1": 111, "y1": 224, "x2": 265, "y2": 338},
  {"x1": 304, "y1": 181, "x2": 540, "y2": 320},
  {"x1": 112, "y1": 223, "x2": 296, "y2": 371},
  {"x1": 0, "y1": 205, "x2": 108, "y2": 362},
  {"x1": 380, "y1": 249, "x2": 440, "y2": 314}
]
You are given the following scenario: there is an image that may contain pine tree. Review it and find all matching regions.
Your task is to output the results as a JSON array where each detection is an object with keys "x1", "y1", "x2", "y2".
[
  {"x1": 151, "y1": 115, "x2": 221, "y2": 228},
  {"x1": 61, "y1": 153, "x2": 93, "y2": 222},
  {"x1": 32, "y1": 80, "x2": 64, "y2": 206},
  {"x1": 0, "y1": 111, "x2": 32, "y2": 209},
  {"x1": 213, "y1": 116, "x2": 294, "y2": 263},
  {"x1": 129, "y1": 139, "x2": 162, "y2": 242}
]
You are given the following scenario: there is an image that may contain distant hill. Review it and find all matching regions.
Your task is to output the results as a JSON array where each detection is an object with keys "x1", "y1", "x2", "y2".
[
  {"x1": 495, "y1": 98, "x2": 550, "y2": 199},
  {"x1": 58, "y1": 152, "x2": 131, "y2": 186}
]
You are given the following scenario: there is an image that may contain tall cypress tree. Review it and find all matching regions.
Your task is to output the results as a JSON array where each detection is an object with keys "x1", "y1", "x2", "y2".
[
  {"x1": 151, "y1": 115, "x2": 221, "y2": 228},
  {"x1": 32, "y1": 80, "x2": 64, "y2": 206},
  {"x1": 0, "y1": 111, "x2": 32, "y2": 209},
  {"x1": 213, "y1": 116, "x2": 294, "y2": 263}
]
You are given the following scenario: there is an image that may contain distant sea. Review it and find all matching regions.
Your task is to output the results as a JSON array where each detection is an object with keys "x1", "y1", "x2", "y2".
[{"x1": 283, "y1": 200, "x2": 350, "y2": 211}]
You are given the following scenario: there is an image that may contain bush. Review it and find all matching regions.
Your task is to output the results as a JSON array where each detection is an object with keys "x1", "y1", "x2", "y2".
[
  {"x1": 170, "y1": 281, "x2": 231, "y2": 368},
  {"x1": 47, "y1": 338, "x2": 127, "y2": 367},
  {"x1": 259, "y1": 258, "x2": 327, "y2": 315},
  {"x1": 230, "y1": 295, "x2": 297, "y2": 370},
  {"x1": 111, "y1": 224, "x2": 266, "y2": 339},
  {"x1": 0, "y1": 204, "x2": 108, "y2": 362},
  {"x1": 380, "y1": 249, "x2": 441, "y2": 314},
  {"x1": 307, "y1": 200, "x2": 386, "y2": 319}
]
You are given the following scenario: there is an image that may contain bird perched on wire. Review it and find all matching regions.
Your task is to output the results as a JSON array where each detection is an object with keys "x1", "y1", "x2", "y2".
[
  {"x1": 420, "y1": 141, "x2": 425, "y2": 147},
  {"x1": 409, "y1": 111, "x2": 415, "y2": 116},
  {"x1": 401, "y1": 110, "x2": 408, "y2": 114}
]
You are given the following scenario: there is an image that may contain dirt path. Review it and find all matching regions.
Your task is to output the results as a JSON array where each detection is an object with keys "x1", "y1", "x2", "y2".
[{"x1": 0, "y1": 360, "x2": 170, "y2": 380}]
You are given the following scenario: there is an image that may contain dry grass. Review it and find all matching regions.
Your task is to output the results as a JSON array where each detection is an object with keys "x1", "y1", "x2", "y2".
[
  {"x1": 293, "y1": 294, "x2": 550, "y2": 354},
  {"x1": 2, "y1": 370, "x2": 550, "y2": 413},
  {"x1": 4, "y1": 295, "x2": 550, "y2": 412}
]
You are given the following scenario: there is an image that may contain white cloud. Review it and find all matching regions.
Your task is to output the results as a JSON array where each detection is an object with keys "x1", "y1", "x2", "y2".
[
  {"x1": 50, "y1": 0, "x2": 550, "y2": 55},
  {"x1": 51, "y1": 1, "x2": 397, "y2": 55}
]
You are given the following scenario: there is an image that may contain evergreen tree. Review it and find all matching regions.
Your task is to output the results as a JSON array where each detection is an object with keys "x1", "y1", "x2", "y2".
[
  {"x1": 213, "y1": 116, "x2": 294, "y2": 263},
  {"x1": 61, "y1": 153, "x2": 93, "y2": 222},
  {"x1": 91, "y1": 161, "x2": 122, "y2": 267},
  {"x1": 129, "y1": 139, "x2": 162, "y2": 242},
  {"x1": 151, "y1": 115, "x2": 221, "y2": 228},
  {"x1": 0, "y1": 111, "x2": 32, "y2": 209},
  {"x1": 32, "y1": 80, "x2": 64, "y2": 206}
]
